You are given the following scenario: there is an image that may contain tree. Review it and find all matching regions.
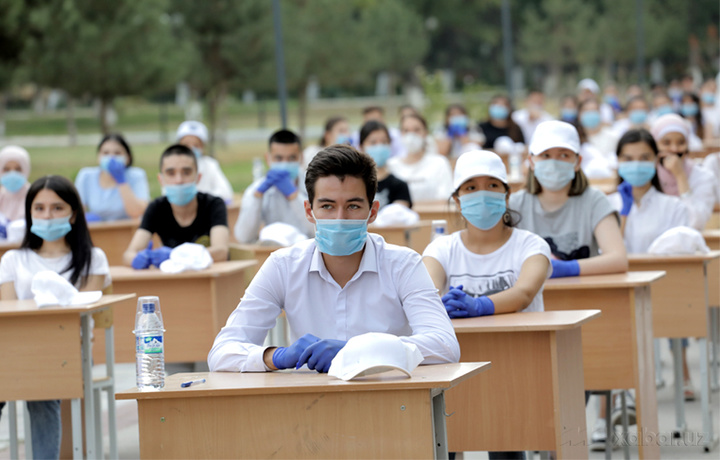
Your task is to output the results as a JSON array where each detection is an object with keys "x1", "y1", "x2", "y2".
[{"x1": 0, "y1": 0, "x2": 28, "y2": 137}]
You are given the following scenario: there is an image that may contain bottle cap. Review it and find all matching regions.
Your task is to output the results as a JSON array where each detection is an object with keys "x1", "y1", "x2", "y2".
[{"x1": 142, "y1": 303, "x2": 155, "y2": 313}]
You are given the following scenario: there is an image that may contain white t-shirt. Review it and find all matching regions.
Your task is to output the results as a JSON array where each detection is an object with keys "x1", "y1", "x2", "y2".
[
  {"x1": 422, "y1": 229, "x2": 552, "y2": 313},
  {"x1": 0, "y1": 247, "x2": 111, "y2": 299},
  {"x1": 388, "y1": 153, "x2": 453, "y2": 202},
  {"x1": 197, "y1": 156, "x2": 234, "y2": 202},
  {"x1": 587, "y1": 127, "x2": 619, "y2": 169}
]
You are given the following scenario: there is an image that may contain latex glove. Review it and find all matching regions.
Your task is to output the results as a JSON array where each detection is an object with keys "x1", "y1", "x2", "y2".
[
  {"x1": 149, "y1": 246, "x2": 172, "y2": 267},
  {"x1": 272, "y1": 333, "x2": 321, "y2": 370},
  {"x1": 297, "y1": 339, "x2": 347, "y2": 373},
  {"x1": 107, "y1": 157, "x2": 127, "y2": 184},
  {"x1": 85, "y1": 212, "x2": 102, "y2": 223},
  {"x1": 272, "y1": 169, "x2": 298, "y2": 198},
  {"x1": 441, "y1": 285, "x2": 465, "y2": 304},
  {"x1": 131, "y1": 241, "x2": 153, "y2": 270},
  {"x1": 443, "y1": 291, "x2": 495, "y2": 318},
  {"x1": 0, "y1": 224, "x2": 6, "y2": 239},
  {"x1": 255, "y1": 170, "x2": 279, "y2": 195},
  {"x1": 550, "y1": 259, "x2": 580, "y2": 278},
  {"x1": 618, "y1": 181, "x2": 633, "y2": 216}
]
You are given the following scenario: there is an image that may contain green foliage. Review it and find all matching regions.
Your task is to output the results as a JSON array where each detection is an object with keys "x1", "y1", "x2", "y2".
[{"x1": 0, "y1": 0, "x2": 27, "y2": 90}]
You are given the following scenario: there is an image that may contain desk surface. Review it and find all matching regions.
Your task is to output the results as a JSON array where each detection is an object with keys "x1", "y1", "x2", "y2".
[
  {"x1": 117, "y1": 362, "x2": 491, "y2": 400},
  {"x1": 88, "y1": 218, "x2": 140, "y2": 231},
  {"x1": 703, "y1": 230, "x2": 720, "y2": 241},
  {"x1": 628, "y1": 250, "x2": 720, "y2": 264},
  {"x1": 451, "y1": 309, "x2": 601, "y2": 333},
  {"x1": 109, "y1": 260, "x2": 256, "y2": 281},
  {"x1": 0, "y1": 293, "x2": 135, "y2": 317},
  {"x1": 544, "y1": 271, "x2": 665, "y2": 290}
]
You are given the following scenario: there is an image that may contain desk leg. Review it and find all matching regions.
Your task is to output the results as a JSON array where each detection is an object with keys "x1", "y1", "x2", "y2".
[
  {"x1": 8, "y1": 401, "x2": 18, "y2": 459},
  {"x1": 699, "y1": 337, "x2": 719, "y2": 452},
  {"x1": 711, "y1": 308, "x2": 719, "y2": 391},
  {"x1": 654, "y1": 340, "x2": 665, "y2": 388},
  {"x1": 432, "y1": 389, "x2": 449, "y2": 460},
  {"x1": 81, "y1": 315, "x2": 96, "y2": 459},
  {"x1": 71, "y1": 398, "x2": 83, "y2": 459},
  {"x1": 671, "y1": 339, "x2": 687, "y2": 435}
]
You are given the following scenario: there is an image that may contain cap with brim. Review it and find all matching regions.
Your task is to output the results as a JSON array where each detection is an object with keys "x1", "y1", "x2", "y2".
[
  {"x1": 328, "y1": 332, "x2": 423, "y2": 381},
  {"x1": 453, "y1": 150, "x2": 508, "y2": 191},
  {"x1": 176, "y1": 121, "x2": 209, "y2": 145},
  {"x1": 578, "y1": 78, "x2": 600, "y2": 94},
  {"x1": 529, "y1": 120, "x2": 580, "y2": 156}
]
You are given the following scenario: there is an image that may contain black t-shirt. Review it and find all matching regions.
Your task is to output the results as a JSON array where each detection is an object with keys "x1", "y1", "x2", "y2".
[
  {"x1": 478, "y1": 121, "x2": 525, "y2": 149},
  {"x1": 140, "y1": 192, "x2": 228, "y2": 248},
  {"x1": 377, "y1": 174, "x2": 413, "y2": 209}
]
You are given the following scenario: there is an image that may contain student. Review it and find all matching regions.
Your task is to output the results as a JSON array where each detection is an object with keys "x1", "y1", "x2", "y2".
[
  {"x1": 176, "y1": 120, "x2": 234, "y2": 202},
  {"x1": 350, "y1": 106, "x2": 405, "y2": 158},
  {"x1": 359, "y1": 120, "x2": 412, "y2": 209},
  {"x1": 0, "y1": 175, "x2": 111, "y2": 460},
  {"x1": 123, "y1": 144, "x2": 229, "y2": 268},
  {"x1": 702, "y1": 152, "x2": 720, "y2": 205},
  {"x1": 208, "y1": 145, "x2": 460, "y2": 373},
  {"x1": 512, "y1": 90, "x2": 554, "y2": 142},
  {"x1": 699, "y1": 79, "x2": 720, "y2": 140},
  {"x1": 435, "y1": 103, "x2": 483, "y2": 158},
  {"x1": 75, "y1": 133, "x2": 150, "y2": 221},
  {"x1": 478, "y1": 95, "x2": 525, "y2": 149},
  {"x1": 576, "y1": 98, "x2": 620, "y2": 169},
  {"x1": 509, "y1": 120, "x2": 628, "y2": 279},
  {"x1": 302, "y1": 116, "x2": 351, "y2": 169},
  {"x1": 577, "y1": 78, "x2": 614, "y2": 124},
  {"x1": 651, "y1": 113, "x2": 717, "y2": 230},
  {"x1": 558, "y1": 95, "x2": 578, "y2": 123},
  {"x1": 680, "y1": 92, "x2": 709, "y2": 150},
  {"x1": 0, "y1": 145, "x2": 31, "y2": 224},
  {"x1": 612, "y1": 96, "x2": 651, "y2": 138},
  {"x1": 234, "y1": 129, "x2": 314, "y2": 243}
]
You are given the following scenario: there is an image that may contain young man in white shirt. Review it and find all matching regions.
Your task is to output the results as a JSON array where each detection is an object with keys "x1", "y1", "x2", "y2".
[{"x1": 209, "y1": 145, "x2": 460, "y2": 373}]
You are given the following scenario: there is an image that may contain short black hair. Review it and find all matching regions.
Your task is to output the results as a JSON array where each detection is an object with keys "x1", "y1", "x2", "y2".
[
  {"x1": 359, "y1": 120, "x2": 390, "y2": 147},
  {"x1": 616, "y1": 128, "x2": 662, "y2": 192},
  {"x1": 363, "y1": 106, "x2": 384, "y2": 115},
  {"x1": 159, "y1": 144, "x2": 197, "y2": 171},
  {"x1": 268, "y1": 129, "x2": 302, "y2": 148},
  {"x1": 305, "y1": 145, "x2": 377, "y2": 206},
  {"x1": 98, "y1": 133, "x2": 133, "y2": 167}
]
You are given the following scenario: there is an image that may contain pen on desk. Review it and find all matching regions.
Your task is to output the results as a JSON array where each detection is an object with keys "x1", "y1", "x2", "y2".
[{"x1": 180, "y1": 378, "x2": 206, "y2": 388}]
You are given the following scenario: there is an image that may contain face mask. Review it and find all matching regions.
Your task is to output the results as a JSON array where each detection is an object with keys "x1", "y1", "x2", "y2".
[
  {"x1": 560, "y1": 108, "x2": 577, "y2": 122},
  {"x1": 579, "y1": 110, "x2": 601, "y2": 129},
  {"x1": 618, "y1": 161, "x2": 656, "y2": 187},
  {"x1": 0, "y1": 171, "x2": 27, "y2": 193},
  {"x1": 668, "y1": 88, "x2": 683, "y2": 100},
  {"x1": 628, "y1": 109, "x2": 648, "y2": 125},
  {"x1": 459, "y1": 190, "x2": 507, "y2": 231},
  {"x1": 702, "y1": 93, "x2": 715, "y2": 105},
  {"x1": 191, "y1": 147, "x2": 203, "y2": 160},
  {"x1": 365, "y1": 144, "x2": 391, "y2": 168},
  {"x1": 447, "y1": 115, "x2": 469, "y2": 137},
  {"x1": 99, "y1": 155, "x2": 125, "y2": 172},
  {"x1": 488, "y1": 104, "x2": 509, "y2": 120},
  {"x1": 270, "y1": 161, "x2": 300, "y2": 180},
  {"x1": 31, "y1": 216, "x2": 72, "y2": 242},
  {"x1": 533, "y1": 159, "x2": 577, "y2": 191},
  {"x1": 401, "y1": 133, "x2": 424, "y2": 154},
  {"x1": 681, "y1": 103, "x2": 698, "y2": 117},
  {"x1": 164, "y1": 182, "x2": 197, "y2": 206},
  {"x1": 334, "y1": 134, "x2": 350, "y2": 145},
  {"x1": 655, "y1": 104, "x2": 674, "y2": 116},
  {"x1": 312, "y1": 211, "x2": 369, "y2": 256}
]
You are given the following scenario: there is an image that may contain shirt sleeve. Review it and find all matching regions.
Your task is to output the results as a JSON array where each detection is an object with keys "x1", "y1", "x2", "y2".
[
  {"x1": 208, "y1": 195, "x2": 228, "y2": 228},
  {"x1": 139, "y1": 199, "x2": 160, "y2": 234},
  {"x1": 127, "y1": 167, "x2": 150, "y2": 201},
  {"x1": 207, "y1": 254, "x2": 285, "y2": 372},
  {"x1": 588, "y1": 187, "x2": 619, "y2": 229},
  {"x1": 203, "y1": 158, "x2": 234, "y2": 202},
  {"x1": 235, "y1": 182, "x2": 264, "y2": 243},
  {"x1": 89, "y1": 248, "x2": 111, "y2": 288},
  {"x1": 683, "y1": 165, "x2": 717, "y2": 230},
  {"x1": 436, "y1": 156, "x2": 455, "y2": 199},
  {"x1": 421, "y1": 235, "x2": 450, "y2": 275},
  {"x1": 519, "y1": 231, "x2": 553, "y2": 278},
  {"x1": 0, "y1": 250, "x2": 18, "y2": 285},
  {"x1": 74, "y1": 168, "x2": 93, "y2": 210},
  {"x1": 392, "y1": 177, "x2": 413, "y2": 208}
]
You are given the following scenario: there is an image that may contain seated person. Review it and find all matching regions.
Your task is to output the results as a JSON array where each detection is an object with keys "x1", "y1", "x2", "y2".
[
  {"x1": 176, "y1": 120, "x2": 234, "y2": 202},
  {"x1": 208, "y1": 145, "x2": 460, "y2": 373},
  {"x1": 123, "y1": 144, "x2": 229, "y2": 268},
  {"x1": 75, "y1": 133, "x2": 150, "y2": 221},
  {"x1": 0, "y1": 145, "x2": 32, "y2": 226},
  {"x1": 234, "y1": 129, "x2": 314, "y2": 244}
]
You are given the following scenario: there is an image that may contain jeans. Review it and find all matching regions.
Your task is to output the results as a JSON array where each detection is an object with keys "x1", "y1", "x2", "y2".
[{"x1": 0, "y1": 399, "x2": 62, "y2": 460}]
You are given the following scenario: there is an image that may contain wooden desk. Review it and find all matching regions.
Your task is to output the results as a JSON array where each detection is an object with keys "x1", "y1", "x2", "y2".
[
  {"x1": 414, "y1": 201, "x2": 464, "y2": 235},
  {"x1": 543, "y1": 272, "x2": 665, "y2": 459},
  {"x1": 116, "y1": 363, "x2": 490, "y2": 459},
  {"x1": 369, "y1": 220, "x2": 433, "y2": 252},
  {"x1": 88, "y1": 219, "x2": 141, "y2": 266},
  {"x1": 0, "y1": 294, "x2": 135, "y2": 459},
  {"x1": 707, "y1": 204, "x2": 720, "y2": 230},
  {"x1": 447, "y1": 310, "x2": 600, "y2": 458},
  {"x1": 98, "y1": 261, "x2": 255, "y2": 364},
  {"x1": 703, "y1": 232, "x2": 720, "y2": 391}
]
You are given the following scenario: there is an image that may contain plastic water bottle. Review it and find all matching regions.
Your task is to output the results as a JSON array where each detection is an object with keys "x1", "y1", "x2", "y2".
[
  {"x1": 431, "y1": 220, "x2": 447, "y2": 241},
  {"x1": 509, "y1": 144, "x2": 523, "y2": 182},
  {"x1": 252, "y1": 157, "x2": 265, "y2": 182},
  {"x1": 134, "y1": 296, "x2": 165, "y2": 390}
]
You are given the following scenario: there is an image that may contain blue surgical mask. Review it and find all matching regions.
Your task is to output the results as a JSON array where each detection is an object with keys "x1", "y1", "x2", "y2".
[
  {"x1": 488, "y1": 104, "x2": 509, "y2": 120},
  {"x1": 618, "y1": 161, "x2": 656, "y2": 187},
  {"x1": 191, "y1": 147, "x2": 203, "y2": 160},
  {"x1": 334, "y1": 134, "x2": 350, "y2": 145},
  {"x1": 702, "y1": 93, "x2": 715, "y2": 105},
  {"x1": 366, "y1": 144, "x2": 391, "y2": 168},
  {"x1": 99, "y1": 155, "x2": 125, "y2": 172},
  {"x1": 628, "y1": 109, "x2": 648, "y2": 125},
  {"x1": 0, "y1": 171, "x2": 27, "y2": 193},
  {"x1": 164, "y1": 182, "x2": 197, "y2": 206},
  {"x1": 459, "y1": 190, "x2": 507, "y2": 230},
  {"x1": 31, "y1": 216, "x2": 72, "y2": 242},
  {"x1": 533, "y1": 159, "x2": 577, "y2": 191},
  {"x1": 681, "y1": 103, "x2": 699, "y2": 117},
  {"x1": 655, "y1": 105, "x2": 674, "y2": 116},
  {"x1": 448, "y1": 115, "x2": 469, "y2": 137},
  {"x1": 579, "y1": 110, "x2": 601, "y2": 129},
  {"x1": 312, "y1": 211, "x2": 369, "y2": 256},
  {"x1": 270, "y1": 161, "x2": 300, "y2": 180},
  {"x1": 560, "y1": 108, "x2": 577, "y2": 122}
]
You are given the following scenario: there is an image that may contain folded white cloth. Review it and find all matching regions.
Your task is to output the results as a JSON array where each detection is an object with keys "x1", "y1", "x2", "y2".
[
  {"x1": 328, "y1": 332, "x2": 423, "y2": 381},
  {"x1": 648, "y1": 226, "x2": 710, "y2": 255},
  {"x1": 159, "y1": 243, "x2": 213, "y2": 273},
  {"x1": 373, "y1": 203, "x2": 420, "y2": 227},
  {"x1": 258, "y1": 222, "x2": 308, "y2": 247},
  {"x1": 6, "y1": 219, "x2": 26, "y2": 242},
  {"x1": 31, "y1": 270, "x2": 102, "y2": 307}
]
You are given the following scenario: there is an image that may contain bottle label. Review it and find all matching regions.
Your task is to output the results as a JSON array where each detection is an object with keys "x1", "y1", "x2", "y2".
[{"x1": 137, "y1": 335, "x2": 163, "y2": 354}]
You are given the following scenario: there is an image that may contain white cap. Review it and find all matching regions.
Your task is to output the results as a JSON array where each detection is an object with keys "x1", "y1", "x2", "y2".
[
  {"x1": 31, "y1": 271, "x2": 102, "y2": 307},
  {"x1": 328, "y1": 332, "x2": 423, "y2": 381},
  {"x1": 577, "y1": 78, "x2": 600, "y2": 94},
  {"x1": 159, "y1": 242, "x2": 213, "y2": 273},
  {"x1": 529, "y1": 120, "x2": 580, "y2": 156},
  {"x1": 176, "y1": 120, "x2": 208, "y2": 145},
  {"x1": 258, "y1": 222, "x2": 309, "y2": 247},
  {"x1": 648, "y1": 226, "x2": 710, "y2": 255},
  {"x1": 453, "y1": 150, "x2": 508, "y2": 190}
]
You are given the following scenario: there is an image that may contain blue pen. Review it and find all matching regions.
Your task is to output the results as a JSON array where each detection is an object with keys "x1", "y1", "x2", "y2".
[{"x1": 180, "y1": 378, "x2": 206, "y2": 388}]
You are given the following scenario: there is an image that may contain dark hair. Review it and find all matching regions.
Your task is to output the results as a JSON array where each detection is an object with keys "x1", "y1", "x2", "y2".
[
  {"x1": 681, "y1": 92, "x2": 704, "y2": 139},
  {"x1": 320, "y1": 116, "x2": 347, "y2": 147},
  {"x1": 452, "y1": 182, "x2": 521, "y2": 228},
  {"x1": 359, "y1": 120, "x2": 390, "y2": 147},
  {"x1": 489, "y1": 94, "x2": 524, "y2": 143},
  {"x1": 616, "y1": 129, "x2": 663, "y2": 192},
  {"x1": 362, "y1": 106, "x2": 384, "y2": 116},
  {"x1": 159, "y1": 144, "x2": 197, "y2": 171},
  {"x1": 400, "y1": 113, "x2": 428, "y2": 133},
  {"x1": 625, "y1": 95, "x2": 649, "y2": 111},
  {"x1": 305, "y1": 145, "x2": 377, "y2": 206},
  {"x1": 22, "y1": 176, "x2": 95, "y2": 287},
  {"x1": 398, "y1": 104, "x2": 419, "y2": 117},
  {"x1": 574, "y1": 98, "x2": 599, "y2": 144},
  {"x1": 444, "y1": 103, "x2": 468, "y2": 128},
  {"x1": 97, "y1": 133, "x2": 133, "y2": 167},
  {"x1": 268, "y1": 129, "x2": 302, "y2": 149}
]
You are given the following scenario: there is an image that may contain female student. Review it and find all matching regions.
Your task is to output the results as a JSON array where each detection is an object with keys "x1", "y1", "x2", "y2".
[
  {"x1": 75, "y1": 133, "x2": 150, "y2": 221},
  {"x1": 302, "y1": 116, "x2": 351, "y2": 169},
  {"x1": 477, "y1": 94, "x2": 525, "y2": 149},
  {"x1": 0, "y1": 145, "x2": 31, "y2": 224},
  {"x1": 359, "y1": 120, "x2": 412, "y2": 209},
  {"x1": 435, "y1": 103, "x2": 483, "y2": 158},
  {"x1": 0, "y1": 175, "x2": 111, "y2": 459}
]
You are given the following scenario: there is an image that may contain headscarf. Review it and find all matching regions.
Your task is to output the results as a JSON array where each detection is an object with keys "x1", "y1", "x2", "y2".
[
  {"x1": 0, "y1": 145, "x2": 31, "y2": 221},
  {"x1": 650, "y1": 114, "x2": 692, "y2": 196}
]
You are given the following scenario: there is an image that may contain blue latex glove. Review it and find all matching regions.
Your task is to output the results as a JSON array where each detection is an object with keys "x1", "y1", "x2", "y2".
[
  {"x1": 149, "y1": 246, "x2": 172, "y2": 267},
  {"x1": 297, "y1": 338, "x2": 347, "y2": 373},
  {"x1": 255, "y1": 170, "x2": 278, "y2": 195},
  {"x1": 442, "y1": 288, "x2": 495, "y2": 318},
  {"x1": 618, "y1": 181, "x2": 633, "y2": 216},
  {"x1": 272, "y1": 333, "x2": 321, "y2": 369},
  {"x1": 0, "y1": 224, "x2": 6, "y2": 239},
  {"x1": 132, "y1": 241, "x2": 153, "y2": 270},
  {"x1": 107, "y1": 157, "x2": 127, "y2": 184},
  {"x1": 85, "y1": 212, "x2": 102, "y2": 223},
  {"x1": 441, "y1": 285, "x2": 465, "y2": 305},
  {"x1": 272, "y1": 169, "x2": 298, "y2": 198},
  {"x1": 550, "y1": 259, "x2": 580, "y2": 278}
]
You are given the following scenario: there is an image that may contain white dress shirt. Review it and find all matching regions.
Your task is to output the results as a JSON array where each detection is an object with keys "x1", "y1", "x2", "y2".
[
  {"x1": 683, "y1": 162, "x2": 717, "y2": 230},
  {"x1": 208, "y1": 233, "x2": 461, "y2": 372}
]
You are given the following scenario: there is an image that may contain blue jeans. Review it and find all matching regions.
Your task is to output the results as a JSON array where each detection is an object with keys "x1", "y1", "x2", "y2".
[{"x1": 0, "y1": 400, "x2": 62, "y2": 459}]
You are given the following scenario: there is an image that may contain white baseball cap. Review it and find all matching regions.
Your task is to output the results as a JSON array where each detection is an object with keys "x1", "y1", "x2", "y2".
[
  {"x1": 176, "y1": 120, "x2": 209, "y2": 145},
  {"x1": 577, "y1": 78, "x2": 600, "y2": 94},
  {"x1": 328, "y1": 332, "x2": 424, "y2": 381},
  {"x1": 529, "y1": 120, "x2": 580, "y2": 156},
  {"x1": 453, "y1": 150, "x2": 508, "y2": 190}
]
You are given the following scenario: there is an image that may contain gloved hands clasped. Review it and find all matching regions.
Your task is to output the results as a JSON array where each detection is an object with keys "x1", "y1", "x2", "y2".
[
  {"x1": 618, "y1": 181, "x2": 633, "y2": 217},
  {"x1": 255, "y1": 169, "x2": 297, "y2": 198},
  {"x1": 271, "y1": 334, "x2": 347, "y2": 373},
  {"x1": 131, "y1": 241, "x2": 173, "y2": 270},
  {"x1": 441, "y1": 285, "x2": 495, "y2": 318}
]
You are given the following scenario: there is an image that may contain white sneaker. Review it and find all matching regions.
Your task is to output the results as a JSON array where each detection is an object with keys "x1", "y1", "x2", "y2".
[{"x1": 590, "y1": 420, "x2": 619, "y2": 452}]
